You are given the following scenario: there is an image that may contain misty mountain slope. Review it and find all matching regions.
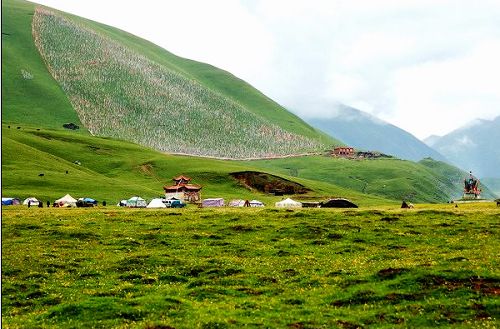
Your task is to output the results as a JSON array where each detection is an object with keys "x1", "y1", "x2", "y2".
[
  {"x1": 481, "y1": 178, "x2": 500, "y2": 198},
  {"x1": 426, "y1": 116, "x2": 500, "y2": 179},
  {"x1": 306, "y1": 104, "x2": 447, "y2": 162}
]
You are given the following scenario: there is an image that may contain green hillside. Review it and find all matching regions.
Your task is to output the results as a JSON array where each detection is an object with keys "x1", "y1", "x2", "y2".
[
  {"x1": 2, "y1": 126, "x2": 479, "y2": 205},
  {"x1": 242, "y1": 156, "x2": 481, "y2": 203},
  {"x1": 2, "y1": 0, "x2": 337, "y2": 159},
  {"x1": 1, "y1": 126, "x2": 388, "y2": 206},
  {"x1": 1, "y1": 0, "x2": 84, "y2": 130}
]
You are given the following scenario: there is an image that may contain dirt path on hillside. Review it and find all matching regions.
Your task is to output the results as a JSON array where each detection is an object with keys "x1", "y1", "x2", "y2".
[{"x1": 164, "y1": 152, "x2": 323, "y2": 161}]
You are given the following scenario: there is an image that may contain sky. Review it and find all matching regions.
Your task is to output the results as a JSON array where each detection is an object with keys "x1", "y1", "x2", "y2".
[{"x1": 32, "y1": 0, "x2": 500, "y2": 139}]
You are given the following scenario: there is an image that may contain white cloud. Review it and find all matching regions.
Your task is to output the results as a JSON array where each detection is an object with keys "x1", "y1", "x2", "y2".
[{"x1": 389, "y1": 39, "x2": 500, "y2": 137}]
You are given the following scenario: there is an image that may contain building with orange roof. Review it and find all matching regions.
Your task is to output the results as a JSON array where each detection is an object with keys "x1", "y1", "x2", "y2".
[{"x1": 163, "y1": 175, "x2": 202, "y2": 202}]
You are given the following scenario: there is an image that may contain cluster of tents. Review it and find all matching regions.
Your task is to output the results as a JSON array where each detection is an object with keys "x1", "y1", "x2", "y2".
[
  {"x1": 201, "y1": 197, "x2": 357, "y2": 208},
  {"x1": 1, "y1": 195, "x2": 98, "y2": 208},
  {"x1": 51, "y1": 194, "x2": 99, "y2": 207},
  {"x1": 118, "y1": 196, "x2": 186, "y2": 208},
  {"x1": 275, "y1": 198, "x2": 358, "y2": 208},
  {"x1": 2, "y1": 197, "x2": 21, "y2": 206},
  {"x1": 2, "y1": 194, "x2": 358, "y2": 209},
  {"x1": 204, "y1": 198, "x2": 265, "y2": 207}
]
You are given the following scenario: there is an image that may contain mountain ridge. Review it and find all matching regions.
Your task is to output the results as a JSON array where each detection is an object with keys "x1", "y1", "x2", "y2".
[
  {"x1": 425, "y1": 116, "x2": 500, "y2": 179},
  {"x1": 305, "y1": 104, "x2": 447, "y2": 162}
]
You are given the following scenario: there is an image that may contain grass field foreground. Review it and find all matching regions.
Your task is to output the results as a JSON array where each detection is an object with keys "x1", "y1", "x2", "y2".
[{"x1": 2, "y1": 204, "x2": 499, "y2": 328}]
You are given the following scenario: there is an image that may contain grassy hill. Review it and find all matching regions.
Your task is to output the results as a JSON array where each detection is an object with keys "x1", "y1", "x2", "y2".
[
  {"x1": 1, "y1": 126, "x2": 389, "y2": 206},
  {"x1": 2, "y1": 126, "x2": 479, "y2": 205},
  {"x1": 2, "y1": 0, "x2": 337, "y2": 159},
  {"x1": 241, "y1": 155, "x2": 485, "y2": 203},
  {"x1": 1, "y1": 0, "x2": 84, "y2": 130}
]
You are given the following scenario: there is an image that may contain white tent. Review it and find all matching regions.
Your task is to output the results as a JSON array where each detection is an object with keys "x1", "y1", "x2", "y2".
[
  {"x1": 249, "y1": 200, "x2": 264, "y2": 207},
  {"x1": 275, "y1": 198, "x2": 302, "y2": 208},
  {"x1": 147, "y1": 198, "x2": 167, "y2": 208},
  {"x1": 55, "y1": 194, "x2": 77, "y2": 207},
  {"x1": 127, "y1": 196, "x2": 147, "y2": 208},
  {"x1": 202, "y1": 198, "x2": 225, "y2": 207},
  {"x1": 23, "y1": 197, "x2": 40, "y2": 206},
  {"x1": 229, "y1": 199, "x2": 246, "y2": 207}
]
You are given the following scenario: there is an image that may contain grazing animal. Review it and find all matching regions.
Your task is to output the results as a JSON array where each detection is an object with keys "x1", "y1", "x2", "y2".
[
  {"x1": 497, "y1": 200, "x2": 500, "y2": 207},
  {"x1": 38, "y1": 173, "x2": 44, "y2": 177}
]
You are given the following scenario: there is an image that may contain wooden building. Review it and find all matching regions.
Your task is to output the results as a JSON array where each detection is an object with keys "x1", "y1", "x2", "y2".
[
  {"x1": 332, "y1": 147, "x2": 355, "y2": 157},
  {"x1": 163, "y1": 175, "x2": 201, "y2": 202}
]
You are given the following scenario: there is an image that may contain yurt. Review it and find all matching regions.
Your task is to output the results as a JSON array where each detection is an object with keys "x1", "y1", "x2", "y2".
[
  {"x1": 275, "y1": 198, "x2": 302, "y2": 208},
  {"x1": 127, "y1": 196, "x2": 147, "y2": 208},
  {"x1": 147, "y1": 198, "x2": 167, "y2": 208},
  {"x1": 55, "y1": 194, "x2": 77, "y2": 207},
  {"x1": 23, "y1": 197, "x2": 40, "y2": 206}
]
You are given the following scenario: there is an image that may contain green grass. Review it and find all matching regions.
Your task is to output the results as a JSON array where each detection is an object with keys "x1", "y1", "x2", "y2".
[
  {"x1": 1, "y1": 0, "x2": 84, "y2": 130},
  {"x1": 2, "y1": 204, "x2": 499, "y2": 328},
  {"x1": 2, "y1": 126, "x2": 389, "y2": 206}
]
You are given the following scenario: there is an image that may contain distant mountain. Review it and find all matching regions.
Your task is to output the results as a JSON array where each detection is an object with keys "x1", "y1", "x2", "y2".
[
  {"x1": 425, "y1": 116, "x2": 500, "y2": 179},
  {"x1": 482, "y1": 178, "x2": 500, "y2": 198},
  {"x1": 423, "y1": 135, "x2": 441, "y2": 147},
  {"x1": 306, "y1": 104, "x2": 447, "y2": 162}
]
